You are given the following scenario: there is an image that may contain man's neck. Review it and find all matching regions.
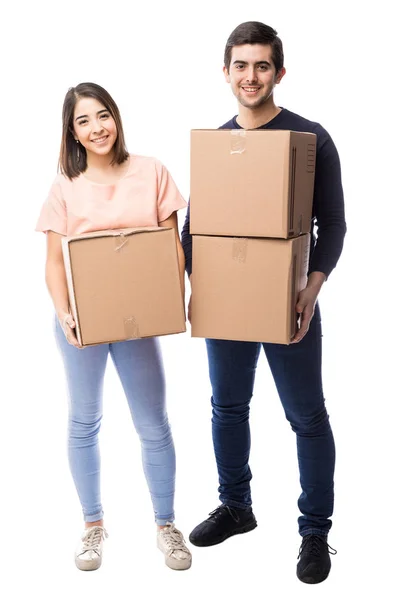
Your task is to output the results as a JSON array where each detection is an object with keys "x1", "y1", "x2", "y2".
[{"x1": 236, "y1": 101, "x2": 281, "y2": 130}]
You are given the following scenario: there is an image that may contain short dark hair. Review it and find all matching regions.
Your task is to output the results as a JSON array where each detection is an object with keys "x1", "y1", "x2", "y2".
[
  {"x1": 224, "y1": 21, "x2": 284, "y2": 73},
  {"x1": 59, "y1": 82, "x2": 129, "y2": 180}
]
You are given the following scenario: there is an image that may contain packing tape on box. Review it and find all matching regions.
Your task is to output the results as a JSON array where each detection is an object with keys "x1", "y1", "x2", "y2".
[
  {"x1": 124, "y1": 316, "x2": 140, "y2": 338},
  {"x1": 115, "y1": 231, "x2": 128, "y2": 252},
  {"x1": 230, "y1": 130, "x2": 246, "y2": 154},
  {"x1": 232, "y1": 238, "x2": 248, "y2": 263}
]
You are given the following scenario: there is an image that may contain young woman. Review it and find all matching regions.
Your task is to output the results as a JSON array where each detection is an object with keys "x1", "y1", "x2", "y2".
[{"x1": 36, "y1": 82, "x2": 191, "y2": 571}]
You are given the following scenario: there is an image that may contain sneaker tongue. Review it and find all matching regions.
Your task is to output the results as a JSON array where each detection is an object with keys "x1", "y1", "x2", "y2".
[{"x1": 309, "y1": 537, "x2": 324, "y2": 556}]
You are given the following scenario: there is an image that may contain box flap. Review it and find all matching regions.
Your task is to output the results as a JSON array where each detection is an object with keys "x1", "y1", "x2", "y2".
[{"x1": 63, "y1": 226, "x2": 170, "y2": 244}]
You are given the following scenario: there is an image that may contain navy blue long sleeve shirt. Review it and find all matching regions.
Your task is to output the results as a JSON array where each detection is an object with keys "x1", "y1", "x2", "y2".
[{"x1": 181, "y1": 108, "x2": 346, "y2": 279}]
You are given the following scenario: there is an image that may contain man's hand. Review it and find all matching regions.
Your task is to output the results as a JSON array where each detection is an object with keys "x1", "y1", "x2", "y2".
[{"x1": 291, "y1": 271, "x2": 326, "y2": 344}]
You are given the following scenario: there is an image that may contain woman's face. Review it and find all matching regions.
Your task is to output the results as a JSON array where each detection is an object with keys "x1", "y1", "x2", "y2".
[{"x1": 73, "y1": 96, "x2": 118, "y2": 159}]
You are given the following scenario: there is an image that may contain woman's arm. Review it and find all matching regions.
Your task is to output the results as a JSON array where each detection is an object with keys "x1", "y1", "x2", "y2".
[
  {"x1": 159, "y1": 212, "x2": 185, "y2": 300},
  {"x1": 45, "y1": 231, "x2": 80, "y2": 347}
]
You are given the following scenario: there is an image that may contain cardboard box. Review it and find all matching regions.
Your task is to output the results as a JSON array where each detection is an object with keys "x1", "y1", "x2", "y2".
[
  {"x1": 191, "y1": 234, "x2": 310, "y2": 345},
  {"x1": 190, "y1": 129, "x2": 316, "y2": 239},
  {"x1": 62, "y1": 227, "x2": 185, "y2": 346}
]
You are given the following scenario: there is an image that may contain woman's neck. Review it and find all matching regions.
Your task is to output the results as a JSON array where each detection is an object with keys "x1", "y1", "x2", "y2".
[{"x1": 86, "y1": 150, "x2": 115, "y2": 172}]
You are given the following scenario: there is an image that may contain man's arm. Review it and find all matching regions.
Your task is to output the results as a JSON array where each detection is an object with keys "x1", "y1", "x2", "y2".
[
  {"x1": 292, "y1": 130, "x2": 346, "y2": 343},
  {"x1": 309, "y1": 130, "x2": 347, "y2": 277},
  {"x1": 181, "y1": 200, "x2": 193, "y2": 277},
  {"x1": 181, "y1": 201, "x2": 194, "y2": 321}
]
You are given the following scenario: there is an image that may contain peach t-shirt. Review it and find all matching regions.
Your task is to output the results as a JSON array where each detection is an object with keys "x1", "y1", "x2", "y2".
[{"x1": 36, "y1": 155, "x2": 187, "y2": 236}]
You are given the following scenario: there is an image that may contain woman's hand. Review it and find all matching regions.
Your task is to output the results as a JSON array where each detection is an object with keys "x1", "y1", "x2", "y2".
[{"x1": 59, "y1": 312, "x2": 82, "y2": 348}]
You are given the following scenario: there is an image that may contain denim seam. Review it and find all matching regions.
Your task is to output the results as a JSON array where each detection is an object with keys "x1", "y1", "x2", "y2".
[
  {"x1": 220, "y1": 498, "x2": 250, "y2": 511},
  {"x1": 300, "y1": 528, "x2": 328, "y2": 538}
]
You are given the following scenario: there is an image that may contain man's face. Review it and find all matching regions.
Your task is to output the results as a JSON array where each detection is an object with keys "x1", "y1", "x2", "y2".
[{"x1": 224, "y1": 44, "x2": 285, "y2": 109}]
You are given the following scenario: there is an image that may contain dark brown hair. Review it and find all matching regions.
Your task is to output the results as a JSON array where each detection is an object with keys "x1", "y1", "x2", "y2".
[
  {"x1": 59, "y1": 82, "x2": 129, "y2": 180},
  {"x1": 224, "y1": 22, "x2": 284, "y2": 74}
]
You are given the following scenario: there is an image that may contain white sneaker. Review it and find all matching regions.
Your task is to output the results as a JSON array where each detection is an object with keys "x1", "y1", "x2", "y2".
[
  {"x1": 157, "y1": 523, "x2": 192, "y2": 570},
  {"x1": 75, "y1": 526, "x2": 108, "y2": 571}
]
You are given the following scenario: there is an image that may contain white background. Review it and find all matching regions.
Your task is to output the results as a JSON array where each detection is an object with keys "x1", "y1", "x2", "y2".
[{"x1": 1, "y1": 0, "x2": 399, "y2": 598}]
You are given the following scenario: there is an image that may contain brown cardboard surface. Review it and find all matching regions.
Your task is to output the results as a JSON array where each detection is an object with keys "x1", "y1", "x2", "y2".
[
  {"x1": 190, "y1": 129, "x2": 316, "y2": 239},
  {"x1": 62, "y1": 227, "x2": 186, "y2": 346},
  {"x1": 191, "y1": 234, "x2": 310, "y2": 345}
]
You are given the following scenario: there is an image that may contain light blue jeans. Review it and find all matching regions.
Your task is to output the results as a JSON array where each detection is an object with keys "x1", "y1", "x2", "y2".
[{"x1": 55, "y1": 320, "x2": 176, "y2": 525}]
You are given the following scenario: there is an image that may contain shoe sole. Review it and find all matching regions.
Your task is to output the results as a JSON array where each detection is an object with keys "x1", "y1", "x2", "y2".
[
  {"x1": 189, "y1": 520, "x2": 257, "y2": 547},
  {"x1": 75, "y1": 557, "x2": 102, "y2": 571},
  {"x1": 297, "y1": 571, "x2": 330, "y2": 584},
  {"x1": 164, "y1": 555, "x2": 192, "y2": 570}
]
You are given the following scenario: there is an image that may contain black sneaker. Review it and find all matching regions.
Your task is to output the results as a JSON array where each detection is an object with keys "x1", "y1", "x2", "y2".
[
  {"x1": 296, "y1": 534, "x2": 337, "y2": 584},
  {"x1": 189, "y1": 504, "x2": 257, "y2": 547}
]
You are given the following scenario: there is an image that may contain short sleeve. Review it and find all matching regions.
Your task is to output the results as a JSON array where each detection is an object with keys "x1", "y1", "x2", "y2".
[
  {"x1": 156, "y1": 162, "x2": 187, "y2": 223},
  {"x1": 35, "y1": 177, "x2": 67, "y2": 235}
]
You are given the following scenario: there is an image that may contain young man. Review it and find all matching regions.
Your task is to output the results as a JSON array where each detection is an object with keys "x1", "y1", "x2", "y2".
[{"x1": 181, "y1": 22, "x2": 346, "y2": 584}]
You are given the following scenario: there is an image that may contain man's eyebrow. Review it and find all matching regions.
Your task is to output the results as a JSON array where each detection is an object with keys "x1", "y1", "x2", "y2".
[
  {"x1": 75, "y1": 109, "x2": 109, "y2": 121},
  {"x1": 232, "y1": 60, "x2": 271, "y2": 66}
]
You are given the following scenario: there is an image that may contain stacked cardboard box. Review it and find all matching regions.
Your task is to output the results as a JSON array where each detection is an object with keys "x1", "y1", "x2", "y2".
[
  {"x1": 190, "y1": 129, "x2": 316, "y2": 344},
  {"x1": 62, "y1": 227, "x2": 186, "y2": 347}
]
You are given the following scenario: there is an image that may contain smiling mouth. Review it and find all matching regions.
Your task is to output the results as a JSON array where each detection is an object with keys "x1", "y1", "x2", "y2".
[
  {"x1": 242, "y1": 87, "x2": 260, "y2": 93},
  {"x1": 91, "y1": 136, "x2": 109, "y2": 144}
]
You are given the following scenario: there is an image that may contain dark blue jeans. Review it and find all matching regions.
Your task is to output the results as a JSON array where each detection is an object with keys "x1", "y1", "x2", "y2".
[{"x1": 205, "y1": 304, "x2": 335, "y2": 537}]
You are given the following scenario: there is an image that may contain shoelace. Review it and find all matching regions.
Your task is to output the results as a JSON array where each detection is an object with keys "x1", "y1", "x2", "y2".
[
  {"x1": 207, "y1": 505, "x2": 240, "y2": 524},
  {"x1": 160, "y1": 524, "x2": 189, "y2": 555},
  {"x1": 81, "y1": 526, "x2": 108, "y2": 553},
  {"x1": 297, "y1": 535, "x2": 337, "y2": 559}
]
